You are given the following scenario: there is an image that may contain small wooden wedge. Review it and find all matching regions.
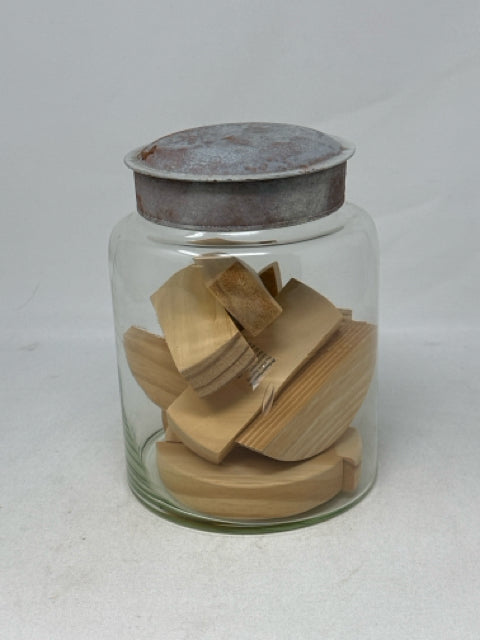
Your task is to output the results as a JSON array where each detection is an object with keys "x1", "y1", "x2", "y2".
[
  {"x1": 205, "y1": 257, "x2": 282, "y2": 336},
  {"x1": 156, "y1": 427, "x2": 362, "y2": 520},
  {"x1": 123, "y1": 327, "x2": 188, "y2": 409},
  {"x1": 194, "y1": 256, "x2": 282, "y2": 299},
  {"x1": 150, "y1": 265, "x2": 256, "y2": 397}
]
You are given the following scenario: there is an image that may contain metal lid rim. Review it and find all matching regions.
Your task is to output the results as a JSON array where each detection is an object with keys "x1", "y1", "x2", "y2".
[{"x1": 124, "y1": 134, "x2": 355, "y2": 183}]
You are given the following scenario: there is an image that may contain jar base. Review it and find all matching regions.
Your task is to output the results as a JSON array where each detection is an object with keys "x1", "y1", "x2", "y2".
[{"x1": 124, "y1": 423, "x2": 376, "y2": 534}]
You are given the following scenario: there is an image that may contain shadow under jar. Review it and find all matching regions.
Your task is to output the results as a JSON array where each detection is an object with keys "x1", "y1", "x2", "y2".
[{"x1": 109, "y1": 123, "x2": 379, "y2": 532}]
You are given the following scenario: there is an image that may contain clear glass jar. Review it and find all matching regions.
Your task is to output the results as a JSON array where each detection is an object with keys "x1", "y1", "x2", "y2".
[{"x1": 109, "y1": 124, "x2": 379, "y2": 532}]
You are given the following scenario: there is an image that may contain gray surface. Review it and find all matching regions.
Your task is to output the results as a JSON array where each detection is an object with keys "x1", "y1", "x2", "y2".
[
  {"x1": 125, "y1": 123, "x2": 353, "y2": 181},
  {"x1": 2, "y1": 331, "x2": 479, "y2": 639},
  {"x1": 1, "y1": 1, "x2": 480, "y2": 638}
]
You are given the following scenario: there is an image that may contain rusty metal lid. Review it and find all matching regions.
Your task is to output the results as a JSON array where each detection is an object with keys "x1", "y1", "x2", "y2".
[{"x1": 124, "y1": 123, "x2": 355, "y2": 231}]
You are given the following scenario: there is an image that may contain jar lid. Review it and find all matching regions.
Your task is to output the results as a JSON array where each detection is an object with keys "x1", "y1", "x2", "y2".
[{"x1": 125, "y1": 122, "x2": 355, "y2": 231}]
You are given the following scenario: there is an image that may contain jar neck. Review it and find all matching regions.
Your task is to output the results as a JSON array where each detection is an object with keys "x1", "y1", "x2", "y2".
[{"x1": 135, "y1": 202, "x2": 355, "y2": 248}]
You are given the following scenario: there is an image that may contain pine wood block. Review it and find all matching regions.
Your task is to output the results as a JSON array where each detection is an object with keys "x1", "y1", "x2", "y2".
[
  {"x1": 194, "y1": 255, "x2": 244, "y2": 332},
  {"x1": 156, "y1": 427, "x2": 362, "y2": 519},
  {"x1": 195, "y1": 256, "x2": 282, "y2": 299},
  {"x1": 237, "y1": 320, "x2": 376, "y2": 461},
  {"x1": 258, "y1": 262, "x2": 282, "y2": 298},
  {"x1": 123, "y1": 327, "x2": 188, "y2": 409},
  {"x1": 339, "y1": 308, "x2": 353, "y2": 320},
  {"x1": 167, "y1": 279, "x2": 343, "y2": 463},
  {"x1": 206, "y1": 258, "x2": 283, "y2": 336},
  {"x1": 150, "y1": 265, "x2": 256, "y2": 397}
]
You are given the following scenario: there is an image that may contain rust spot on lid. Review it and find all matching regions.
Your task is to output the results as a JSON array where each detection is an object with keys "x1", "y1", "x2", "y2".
[{"x1": 139, "y1": 145, "x2": 157, "y2": 161}]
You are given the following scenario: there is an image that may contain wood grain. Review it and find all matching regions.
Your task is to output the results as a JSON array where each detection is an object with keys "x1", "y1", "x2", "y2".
[
  {"x1": 123, "y1": 327, "x2": 188, "y2": 409},
  {"x1": 237, "y1": 320, "x2": 376, "y2": 460},
  {"x1": 156, "y1": 427, "x2": 362, "y2": 519},
  {"x1": 167, "y1": 279, "x2": 343, "y2": 463},
  {"x1": 150, "y1": 265, "x2": 256, "y2": 396},
  {"x1": 206, "y1": 258, "x2": 282, "y2": 336}
]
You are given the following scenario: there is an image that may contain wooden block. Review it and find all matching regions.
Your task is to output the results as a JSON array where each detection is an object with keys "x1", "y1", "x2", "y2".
[
  {"x1": 123, "y1": 327, "x2": 188, "y2": 409},
  {"x1": 339, "y1": 308, "x2": 353, "y2": 320},
  {"x1": 206, "y1": 258, "x2": 282, "y2": 336},
  {"x1": 258, "y1": 262, "x2": 282, "y2": 298},
  {"x1": 167, "y1": 279, "x2": 343, "y2": 463},
  {"x1": 237, "y1": 320, "x2": 376, "y2": 461},
  {"x1": 156, "y1": 427, "x2": 362, "y2": 519},
  {"x1": 150, "y1": 265, "x2": 256, "y2": 397}
]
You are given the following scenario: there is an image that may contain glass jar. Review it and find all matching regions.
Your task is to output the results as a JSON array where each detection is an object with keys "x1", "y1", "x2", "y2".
[{"x1": 109, "y1": 123, "x2": 379, "y2": 532}]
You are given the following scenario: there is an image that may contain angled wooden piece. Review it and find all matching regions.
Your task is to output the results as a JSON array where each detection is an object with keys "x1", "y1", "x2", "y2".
[
  {"x1": 123, "y1": 327, "x2": 188, "y2": 409},
  {"x1": 205, "y1": 258, "x2": 282, "y2": 336},
  {"x1": 155, "y1": 427, "x2": 362, "y2": 519},
  {"x1": 258, "y1": 262, "x2": 282, "y2": 298},
  {"x1": 150, "y1": 265, "x2": 256, "y2": 397},
  {"x1": 167, "y1": 279, "x2": 343, "y2": 463},
  {"x1": 237, "y1": 320, "x2": 376, "y2": 461}
]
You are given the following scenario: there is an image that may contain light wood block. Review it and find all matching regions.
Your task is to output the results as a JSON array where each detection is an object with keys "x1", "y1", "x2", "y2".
[
  {"x1": 150, "y1": 265, "x2": 256, "y2": 397},
  {"x1": 258, "y1": 262, "x2": 282, "y2": 298},
  {"x1": 123, "y1": 327, "x2": 188, "y2": 409},
  {"x1": 156, "y1": 427, "x2": 362, "y2": 520},
  {"x1": 206, "y1": 258, "x2": 282, "y2": 337},
  {"x1": 237, "y1": 320, "x2": 376, "y2": 461},
  {"x1": 342, "y1": 460, "x2": 362, "y2": 492},
  {"x1": 339, "y1": 308, "x2": 353, "y2": 320},
  {"x1": 167, "y1": 279, "x2": 343, "y2": 463}
]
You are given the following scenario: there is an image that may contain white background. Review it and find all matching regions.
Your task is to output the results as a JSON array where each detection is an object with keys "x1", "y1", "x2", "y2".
[{"x1": 1, "y1": 1, "x2": 479, "y2": 638}]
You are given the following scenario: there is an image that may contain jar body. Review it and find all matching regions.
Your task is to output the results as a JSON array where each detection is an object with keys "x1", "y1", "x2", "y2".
[{"x1": 109, "y1": 203, "x2": 379, "y2": 531}]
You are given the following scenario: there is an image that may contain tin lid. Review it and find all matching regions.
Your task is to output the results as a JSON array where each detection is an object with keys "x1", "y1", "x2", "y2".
[{"x1": 124, "y1": 123, "x2": 355, "y2": 231}]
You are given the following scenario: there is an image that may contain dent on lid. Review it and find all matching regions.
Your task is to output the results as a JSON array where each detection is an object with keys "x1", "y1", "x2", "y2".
[{"x1": 124, "y1": 122, "x2": 355, "y2": 182}]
